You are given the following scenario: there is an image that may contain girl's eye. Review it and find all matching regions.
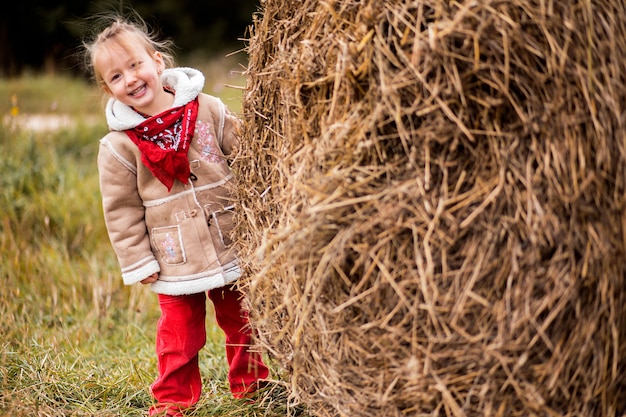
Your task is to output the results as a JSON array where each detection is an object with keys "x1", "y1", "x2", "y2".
[{"x1": 110, "y1": 74, "x2": 120, "y2": 83}]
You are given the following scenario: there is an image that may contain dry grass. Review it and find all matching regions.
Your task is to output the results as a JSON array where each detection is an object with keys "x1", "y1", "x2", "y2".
[{"x1": 233, "y1": 1, "x2": 626, "y2": 416}]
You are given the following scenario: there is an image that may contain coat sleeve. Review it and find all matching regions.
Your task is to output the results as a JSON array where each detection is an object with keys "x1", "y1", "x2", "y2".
[
  {"x1": 98, "y1": 134, "x2": 160, "y2": 285},
  {"x1": 222, "y1": 107, "x2": 241, "y2": 157},
  {"x1": 213, "y1": 97, "x2": 241, "y2": 157}
]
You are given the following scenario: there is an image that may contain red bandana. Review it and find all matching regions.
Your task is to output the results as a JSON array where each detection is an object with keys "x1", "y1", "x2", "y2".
[{"x1": 125, "y1": 98, "x2": 199, "y2": 191}]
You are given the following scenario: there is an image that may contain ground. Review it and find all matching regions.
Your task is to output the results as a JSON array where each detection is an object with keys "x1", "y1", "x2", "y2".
[{"x1": 4, "y1": 113, "x2": 99, "y2": 131}]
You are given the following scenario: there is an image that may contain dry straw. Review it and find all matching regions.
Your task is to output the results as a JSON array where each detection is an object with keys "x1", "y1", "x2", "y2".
[{"x1": 232, "y1": 1, "x2": 626, "y2": 416}]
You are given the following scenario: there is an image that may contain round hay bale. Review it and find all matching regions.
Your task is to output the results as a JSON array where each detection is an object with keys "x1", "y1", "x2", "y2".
[{"x1": 233, "y1": 1, "x2": 626, "y2": 416}]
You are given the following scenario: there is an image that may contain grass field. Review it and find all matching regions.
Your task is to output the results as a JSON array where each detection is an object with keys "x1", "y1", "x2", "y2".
[{"x1": 0, "y1": 58, "x2": 304, "y2": 416}]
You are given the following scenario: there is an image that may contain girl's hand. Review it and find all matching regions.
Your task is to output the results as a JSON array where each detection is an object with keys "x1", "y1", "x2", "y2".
[{"x1": 141, "y1": 273, "x2": 159, "y2": 284}]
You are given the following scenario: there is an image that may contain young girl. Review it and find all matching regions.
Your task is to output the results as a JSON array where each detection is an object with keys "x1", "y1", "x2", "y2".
[{"x1": 83, "y1": 15, "x2": 269, "y2": 416}]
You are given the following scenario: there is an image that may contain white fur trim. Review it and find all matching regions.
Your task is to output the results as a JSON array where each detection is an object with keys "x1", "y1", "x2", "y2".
[
  {"x1": 121, "y1": 258, "x2": 161, "y2": 285},
  {"x1": 150, "y1": 265, "x2": 241, "y2": 295},
  {"x1": 162, "y1": 67, "x2": 205, "y2": 107}
]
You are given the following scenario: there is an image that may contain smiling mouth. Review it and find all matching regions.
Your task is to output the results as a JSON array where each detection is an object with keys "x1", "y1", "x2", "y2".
[{"x1": 129, "y1": 85, "x2": 146, "y2": 96}]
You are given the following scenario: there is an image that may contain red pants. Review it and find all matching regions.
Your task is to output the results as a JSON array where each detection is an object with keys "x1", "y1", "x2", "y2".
[{"x1": 148, "y1": 286, "x2": 269, "y2": 416}]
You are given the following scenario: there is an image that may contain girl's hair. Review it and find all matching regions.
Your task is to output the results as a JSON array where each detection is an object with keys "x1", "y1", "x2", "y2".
[{"x1": 83, "y1": 13, "x2": 176, "y2": 88}]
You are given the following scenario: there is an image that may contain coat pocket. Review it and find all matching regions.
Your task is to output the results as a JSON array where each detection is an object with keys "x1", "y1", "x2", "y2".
[
  {"x1": 210, "y1": 207, "x2": 234, "y2": 247},
  {"x1": 151, "y1": 225, "x2": 186, "y2": 265}
]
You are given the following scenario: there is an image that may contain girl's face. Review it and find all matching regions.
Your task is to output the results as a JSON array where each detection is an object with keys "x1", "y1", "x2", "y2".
[{"x1": 95, "y1": 43, "x2": 169, "y2": 116}]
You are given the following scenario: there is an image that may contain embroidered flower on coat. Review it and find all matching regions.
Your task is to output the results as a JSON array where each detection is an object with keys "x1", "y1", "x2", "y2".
[
  {"x1": 195, "y1": 120, "x2": 222, "y2": 163},
  {"x1": 160, "y1": 233, "x2": 177, "y2": 261}
]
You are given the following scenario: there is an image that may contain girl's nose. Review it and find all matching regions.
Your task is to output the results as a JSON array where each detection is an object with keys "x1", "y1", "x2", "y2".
[{"x1": 125, "y1": 69, "x2": 138, "y2": 85}]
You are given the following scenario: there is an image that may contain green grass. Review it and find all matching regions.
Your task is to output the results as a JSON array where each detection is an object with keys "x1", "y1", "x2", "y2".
[
  {"x1": 0, "y1": 74, "x2": 102, "y2": 115},
  {"x1": 0, "y1": 68, "x2": 306, "y2": 416}
]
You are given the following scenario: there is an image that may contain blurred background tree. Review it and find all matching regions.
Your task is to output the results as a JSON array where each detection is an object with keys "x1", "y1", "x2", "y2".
[{"x1": 0, "y1": 0, "x2": 259, "y2": 77}]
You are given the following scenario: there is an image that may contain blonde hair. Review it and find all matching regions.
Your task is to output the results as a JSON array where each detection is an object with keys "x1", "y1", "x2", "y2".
[{"x1": 83, "y1": 14, "x2": 176, "y2": 88}]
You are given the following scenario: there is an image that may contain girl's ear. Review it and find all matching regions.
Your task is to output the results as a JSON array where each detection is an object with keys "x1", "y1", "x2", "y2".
[{"x1": 154, "y1": 51, "x2": 165, "y2": 73}]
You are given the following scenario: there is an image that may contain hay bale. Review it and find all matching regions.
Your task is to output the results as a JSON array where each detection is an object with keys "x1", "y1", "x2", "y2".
[{"x1": 233, "y1": 1, "x2": 626, "y2": 415}]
